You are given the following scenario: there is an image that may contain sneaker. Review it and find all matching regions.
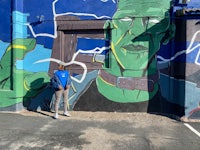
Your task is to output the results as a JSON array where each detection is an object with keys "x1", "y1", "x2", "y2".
[
  {"x1": 54, "y1": 113, "x2": 59, "y2": 119},
  {"x1": 63, "y1": 111, "x2": 71, "y2": 117}
]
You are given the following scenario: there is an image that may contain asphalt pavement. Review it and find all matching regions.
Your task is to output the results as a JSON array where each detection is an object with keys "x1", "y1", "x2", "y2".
[{"x1": 0, "y1": 111, "x2": 199, "y2": 150}]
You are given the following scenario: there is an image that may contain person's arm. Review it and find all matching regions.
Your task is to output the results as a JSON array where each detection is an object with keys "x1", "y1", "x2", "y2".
[
  {"x1": 54, "y1": 72, "x2": 63, "y2": 90},
  {"x1": 65, "y1": 71, "x2": 71, "y2": 89}
]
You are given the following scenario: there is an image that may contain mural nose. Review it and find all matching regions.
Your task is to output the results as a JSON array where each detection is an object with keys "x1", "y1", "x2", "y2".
[{"x1": 129, "y1": 18, "x2": 146, "y2": 36}]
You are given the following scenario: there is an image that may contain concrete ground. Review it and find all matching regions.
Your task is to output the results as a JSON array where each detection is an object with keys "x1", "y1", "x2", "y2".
[{"x1": 0, "y1": 110, "x2": 199, "y2": 150}]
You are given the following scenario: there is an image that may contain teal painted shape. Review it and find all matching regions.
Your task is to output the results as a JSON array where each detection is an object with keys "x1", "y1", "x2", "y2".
[
  {"x1": 160, "y1": 73, "x2": 185, "y2": 106},
  {"x1": 68, "y1": 70, "x2": 98, "y2": 109},
  {"x1": 159, "y1": 74, "x2": 171, "y2": 102},
  {"x1": 12, "y1": 11, "x2": 29, "y2": 39},
  {"x1": 13, "y1": 23, "x2": 28, "y2": 38},
  {"x1": 0, "y1": 41, "x2": 9, "y2": 60},
  {"x1": 185, "y1": 82, "x2": 200, "y2": 117},
  {"x1": 160, "y1": 73, "x2": 200, "y2": 117},
  {"x1": 16, "y1": 44, "x2": 51, "y2": 72},
  {"x1": 13, "y1": 11, "x2": 29, "y2": 23}
]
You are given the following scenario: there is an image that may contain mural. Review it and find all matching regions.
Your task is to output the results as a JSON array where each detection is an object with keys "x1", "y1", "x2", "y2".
[{"x1": 0, "y1": 0, "x2": 200, "y2": 119}]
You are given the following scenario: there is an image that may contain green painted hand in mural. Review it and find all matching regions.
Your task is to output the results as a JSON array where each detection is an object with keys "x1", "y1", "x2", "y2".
[
  {"x1": 97, "y1": 0, "x2": 175, "y2": 102},
  {"x1": 0, "y1": 38, "x2": 50, "y2": 108}
]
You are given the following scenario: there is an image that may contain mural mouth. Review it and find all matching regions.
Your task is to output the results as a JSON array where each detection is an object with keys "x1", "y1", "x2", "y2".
[{"x1": 122, "y1": 44, "x2": 148, "y2": 53}]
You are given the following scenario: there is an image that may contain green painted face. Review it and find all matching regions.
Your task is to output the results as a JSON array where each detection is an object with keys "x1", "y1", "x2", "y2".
[{"x1": 109, "y1": 0, "x2": 172, "y2": 70}]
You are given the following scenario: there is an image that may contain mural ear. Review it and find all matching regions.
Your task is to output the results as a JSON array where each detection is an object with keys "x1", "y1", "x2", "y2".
[
  {"x1": 161, "y1": 23, "x2": 176, "y2": 45},
  {"x1": 103, "y1": 20, "x2": 113, "y2": 40},
  {"x1": 103, "y1": 20, "x2": 114, "y2": 29}
]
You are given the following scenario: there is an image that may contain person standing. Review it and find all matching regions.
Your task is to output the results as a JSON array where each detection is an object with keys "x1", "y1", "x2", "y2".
[{"x1": 52, "y1": 63, "x2": 71, "y2": 119}]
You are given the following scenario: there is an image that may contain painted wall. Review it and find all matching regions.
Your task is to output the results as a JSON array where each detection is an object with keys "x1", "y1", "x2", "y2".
[{"x1": 0, "y1": 0, "x2": 199, "y2": 119}]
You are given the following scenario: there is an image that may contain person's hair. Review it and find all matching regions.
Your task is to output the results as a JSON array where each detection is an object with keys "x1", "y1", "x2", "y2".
[{"x1": 58, "y1": 64, "x2": 65, "y2": 69}]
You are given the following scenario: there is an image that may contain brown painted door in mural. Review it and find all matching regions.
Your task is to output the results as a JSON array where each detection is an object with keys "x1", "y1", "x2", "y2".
[{"x1": 49, "y1": 18, "x2": 108, "y2": 77}]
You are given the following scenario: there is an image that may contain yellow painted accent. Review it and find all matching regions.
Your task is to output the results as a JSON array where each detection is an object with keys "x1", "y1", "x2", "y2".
[
  {"x1": 113, "y1": 23, "x2": 118, "y2": 29},
  {"x1": 96, "y1": 60, "x2": 104, "y2": 63},
  {"x1": 71, "y1": 82, "x2": 77, "y2": 92},
  {"x1": 93, "y1": 55, "x2": 104, "y2": 63},
  {"x1": 121, "y1": 47, "x2": 127, "y2": 55},
  {"x1": 68, "y1": 93, "x2": 75, "y2": 101},
  {"x1": 111, "y1": 42, "x2": 125, "y2": 69},
  {"x1": 92, "y1": 56, "x2": 95, "y2": 62},
  {"x1": 23, "y1": 80, "x2": 30, "y2": 91},
  {"x1": 113, "y1": 22, "x2": 124, "y2": 46},
  {"x1": 67, "y1": 101, "x2": 70, "y2": 110},
  {"x1": 116, "y1": 35, "x2": 124, "y2": 45},
  {"x1": 98, "y1": 75, "x2": 116, "y2": 87},
  {"x1": 7, "y1": 45, "x2": 27, "y2": 52},
  {"x1": 67, "y1": 82, "x2": 77, "y2": 109}
]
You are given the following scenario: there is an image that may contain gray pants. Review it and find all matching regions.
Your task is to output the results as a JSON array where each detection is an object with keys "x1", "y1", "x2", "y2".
[{"x1": 54, "y1": 89, "x2": 69, "y2": 113}]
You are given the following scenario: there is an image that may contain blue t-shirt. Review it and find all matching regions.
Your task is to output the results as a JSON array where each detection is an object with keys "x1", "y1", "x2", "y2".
[{"x1": 54, "y1": 70, "x2": 71, "y2": 88}]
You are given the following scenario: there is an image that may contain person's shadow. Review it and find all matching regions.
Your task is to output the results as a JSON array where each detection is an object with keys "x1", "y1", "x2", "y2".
[{"x1": 23, "y1": 78, "x2": 55, "y2": 114}]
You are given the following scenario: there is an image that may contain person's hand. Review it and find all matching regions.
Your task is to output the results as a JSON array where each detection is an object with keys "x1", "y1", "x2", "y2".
[
  {"x1": 58, "y1": 85, "x2": 63, "y2": 90},
  {"x1": 66, "y1": 85, "x2": 70, "y2": 89}
]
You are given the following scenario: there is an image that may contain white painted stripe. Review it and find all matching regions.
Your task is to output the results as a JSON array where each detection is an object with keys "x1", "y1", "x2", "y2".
[{"x1": 184, "y1": 123, "x2": 200, "y2": 138}]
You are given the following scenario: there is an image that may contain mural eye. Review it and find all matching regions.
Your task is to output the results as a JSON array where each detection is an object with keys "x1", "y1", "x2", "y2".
[
  {"x1": 142, "y1": 17, "x2": 149, "y2": 26},
  {"x1": 120, "y1": 17, "x2": 133, "y2": 22},
  {"x1": 143, "y1": 17, "x2": 161, "y2": 29},
  {"x1": 148, "y1": 18, "x2": 160, "y2": 24}
]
